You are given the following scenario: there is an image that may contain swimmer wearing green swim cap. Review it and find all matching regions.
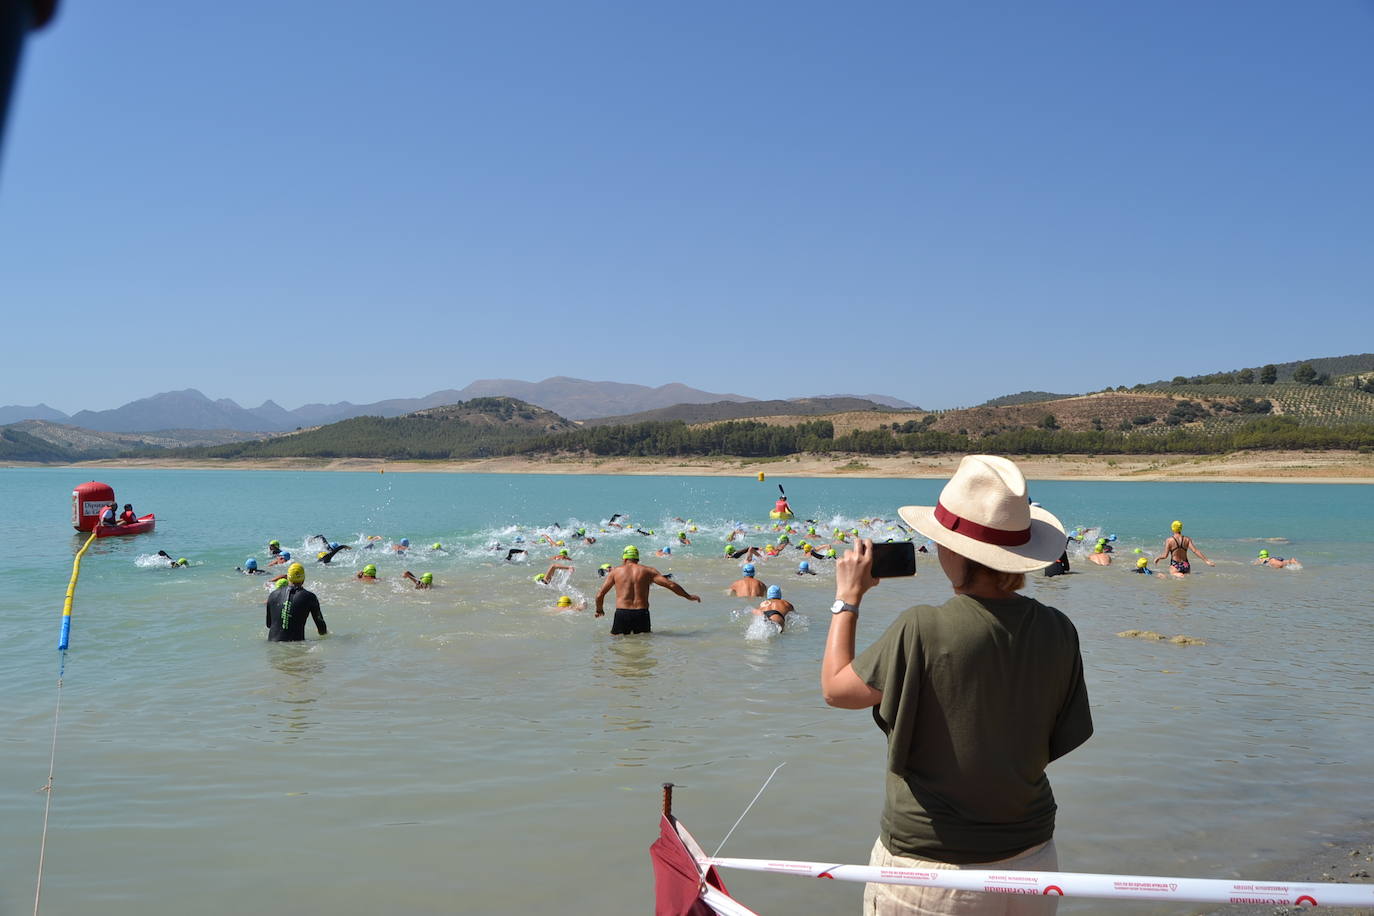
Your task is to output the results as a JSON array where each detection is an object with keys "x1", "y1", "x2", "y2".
[
  {"x1": 356, "y1": 564, "x2": 378, "y2": 581},
  {"x1": 403, "y1": 570, "x2": 433, "y2": 588},
  {"x1": 1253, "y1": 548, "x2": 1300, "y2": 569},
  {"x1": 595, "y1": 543, "x2": 700, "y2": 634}
]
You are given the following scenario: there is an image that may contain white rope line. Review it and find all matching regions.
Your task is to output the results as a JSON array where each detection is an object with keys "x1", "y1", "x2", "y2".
[
  {"x1": 710, "y1": 763, "x2": 786, "y2": 861},
  {"x1": 33, "y1": 665, "x2": 65, "y2": 916}
]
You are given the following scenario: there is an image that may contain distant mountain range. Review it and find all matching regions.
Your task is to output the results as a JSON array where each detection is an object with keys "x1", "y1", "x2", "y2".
[
  {"x1": 0, "y1": 379, "x2": 915, "y2": 434},
  {"x1": 0, "y1": 380, "x2": 757, "y2": 433}
]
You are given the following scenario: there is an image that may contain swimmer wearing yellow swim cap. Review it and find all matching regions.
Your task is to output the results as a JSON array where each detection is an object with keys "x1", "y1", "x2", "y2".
[
  {"x1": 265, "y1": 563, "x2": 326, "y2": 642},
  {"x1": 1156, "y1": 520, "x2": 1214, "y2": 575}
]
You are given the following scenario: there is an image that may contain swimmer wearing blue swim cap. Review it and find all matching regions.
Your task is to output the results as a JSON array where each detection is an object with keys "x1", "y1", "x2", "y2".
[
  {"x1": 756, "y1": 585, "x2": 792, "y2": 629},
  {"x1": 728, "y1": 564, "x2": 766, "y2": 598}
]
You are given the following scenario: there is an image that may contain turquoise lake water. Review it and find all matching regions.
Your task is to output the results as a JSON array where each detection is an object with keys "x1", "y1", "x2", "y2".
[{"x1": 3, "y1": 467, "x2": 1372, "y2": 914}]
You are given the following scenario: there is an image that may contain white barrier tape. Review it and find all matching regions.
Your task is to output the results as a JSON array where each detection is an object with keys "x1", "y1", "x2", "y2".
[{"x1": 705, "y1": 856, "x2": 1374, "y2": 908}]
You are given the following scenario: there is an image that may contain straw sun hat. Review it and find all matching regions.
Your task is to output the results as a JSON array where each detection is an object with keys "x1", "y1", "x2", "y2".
[{"x1": 898, "y1": 455, "x2": 1065, "y2": 574}]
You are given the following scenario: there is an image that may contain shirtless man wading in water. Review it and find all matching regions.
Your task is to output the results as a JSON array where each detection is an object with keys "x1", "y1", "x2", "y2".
[
  {"x1": 594, "y1": 545, "x2": 701, "y2": 635},
  {"x1": 1154, "y1": 519, "x2": 1215, "y2": 577}
]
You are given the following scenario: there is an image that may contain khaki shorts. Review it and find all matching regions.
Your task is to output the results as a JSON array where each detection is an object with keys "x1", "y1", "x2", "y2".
[{"x1": 863, "y1": 837, "x2": 1059, "y2": 916}]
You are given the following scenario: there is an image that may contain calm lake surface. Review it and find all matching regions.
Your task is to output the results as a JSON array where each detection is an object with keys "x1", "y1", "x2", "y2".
[{"x1": 3, "y1": 467, "x2": 1372, "y2": 914}]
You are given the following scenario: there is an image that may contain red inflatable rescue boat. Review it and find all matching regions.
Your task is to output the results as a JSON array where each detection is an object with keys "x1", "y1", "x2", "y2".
[
  {"x1": 93, "y1": 513, "x2": 156, "y2": 537},
  {"x1": 72, "y1": 481, "x2": 156, "y2": 537}
]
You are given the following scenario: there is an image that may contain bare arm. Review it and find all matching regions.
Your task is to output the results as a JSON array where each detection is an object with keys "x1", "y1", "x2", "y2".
[
  {"x1": 655, "y1": 574, "x2": 700, "y2": 602},
  {"x1": 594, "y1": 576, "x2": 614, "y2": 617},
  {"x1": 821, "y1": 539, "x2": 884, "y2": 709},
  {"x1": 544, "y1": 562, "x2": 574, "y2": 581}
]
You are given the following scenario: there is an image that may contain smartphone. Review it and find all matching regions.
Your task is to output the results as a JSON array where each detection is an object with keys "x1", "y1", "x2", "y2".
[{"x1": 870, "y1": 541, "x2": 917, "y2": 578}]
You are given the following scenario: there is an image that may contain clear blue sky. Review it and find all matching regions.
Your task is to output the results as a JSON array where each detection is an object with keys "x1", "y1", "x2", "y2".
[{"x1": 2, "y1": 1, "x2": 1371, "y2": 413}]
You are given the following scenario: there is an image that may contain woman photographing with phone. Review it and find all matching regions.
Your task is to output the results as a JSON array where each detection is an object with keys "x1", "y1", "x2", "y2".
[{"x1": 821, "y1": 455, "x2": 1093, "y2": 916}]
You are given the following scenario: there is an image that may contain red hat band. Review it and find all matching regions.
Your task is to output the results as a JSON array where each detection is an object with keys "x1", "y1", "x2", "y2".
[{"x1": 933, "y1": 502, "x2": 1031, "y2": 547}]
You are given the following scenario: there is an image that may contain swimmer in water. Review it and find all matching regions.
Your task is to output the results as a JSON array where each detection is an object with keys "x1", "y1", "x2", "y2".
[
  {"x1": 268, "y1": 540, "x2": 282, "y2": 557},
  {"x1": 1154, "y1": 520, "x2": 1214, "y2": 577},
  {"x1": 355, "y1": 564, "x2": 378, "y2": 581},
  {"x1": 754, "y1": 585, "x2": 794, "y2": 630},
  {"x1": 157, "y1": 550, "x2": 189, "y2": 568},
  {"x1": 549, "y1": 547, "x2": 572, "y2": 562},
  {"x1": 269, "y1": 550, "x2": 291, "y2": 567},
  {"x1": 394, "y1": 538, "x2": 410, "y2": 555},
  {"x1": 655, "y1": 545, "x2": 673, "y2": 558},
  {"x1": 238, "y1": 558, "x2": 267, "y2": 575},
  {"x1": 676, "y1": 531, "x2": 690, "y2": 546},
  {"x1": 1087, "y1": 543, "x2": 1112, "y2": 566},
  {"x1": 727, "y1": 564, "x2": 767, "y2": 598},
  {"x1": 1134, "y1": 557, "x2": 1154, "y2": 575},
  {"x1": 723, "y1": 543, "x2": 763, "y2": 561},
  {"x1": 796, "y1": 560, "x2": 817, "y2": 576},
  {"x1": 503, "y1": 547, "x2": 527, "y2": 562},
  {"x1": 597, "y1": 563, "x2": 612, "y2": 578},
  {"x1": 265, "y1": 563, "x2": 327, "y2": 642},
  {"x1": 1253, "y1": 549, "x2": 1300, "y2": 569},
  {"x1": 594, "y1": 545, "x2": 701, "y2": 635},
  {"x1": 551, "y1": 594, "x2": 586, "y2": 612},
  {"x1": 402, "y1": 571, "x2": 433, "y2": 589},
  {"x1": 317, "y1": 542, "x2": 352, "y2": 564},
  {"x1": 543, "y1": 562, "x2": 574, "y2": 584}
]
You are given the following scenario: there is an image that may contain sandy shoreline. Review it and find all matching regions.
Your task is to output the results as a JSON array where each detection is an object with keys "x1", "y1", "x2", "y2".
[{"x1": 29, "y1": 449, "x2": 1374, "y2": 483}]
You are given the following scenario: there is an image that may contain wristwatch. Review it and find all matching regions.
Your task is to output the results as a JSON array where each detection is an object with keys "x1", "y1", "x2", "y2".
[{"x1": 830, "y1": 599, "x2": 859, "y2": 615}]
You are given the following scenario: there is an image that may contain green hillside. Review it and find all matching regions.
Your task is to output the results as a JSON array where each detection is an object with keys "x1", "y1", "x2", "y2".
[
  {"x1": 978, "y1": 391, "x2": 1075, "y2": 408},
  {"x1": 1135, "y1": 383, "x2": 1374, "y2": 426},
  {"x1": 582, "y1": 397, "x2": 908, "y2": 427},
  {"x1": 146, "y1": 398, "x2": 575, "y2": 460},
  {"x1": 0, "y1": 427, "x2": 84, "y2": 462}
]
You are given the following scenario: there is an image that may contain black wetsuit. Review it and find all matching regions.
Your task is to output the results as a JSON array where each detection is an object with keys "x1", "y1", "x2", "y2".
[
  {"x1": 316, "y1": 544, "x2": 351, "y2": 564},
  {"x1": 504, "y1": 548, "x2": 527, "y2": 561},
  {"x1": 265, "y1": 585, "x2": 327, "y2": 642},
  {"x1": 1044, "y1": 542, "x2": 1072, "y2": 577}
]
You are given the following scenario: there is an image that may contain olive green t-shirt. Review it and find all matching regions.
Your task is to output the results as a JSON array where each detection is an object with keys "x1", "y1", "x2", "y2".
[{"x1": 851, "y1": 593, "x2": 1092, "y2": 864}]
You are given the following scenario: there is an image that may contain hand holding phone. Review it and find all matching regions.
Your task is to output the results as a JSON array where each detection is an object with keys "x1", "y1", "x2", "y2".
[{"x1": 869, "y1": 541, "x2": 917, "y2": 579}]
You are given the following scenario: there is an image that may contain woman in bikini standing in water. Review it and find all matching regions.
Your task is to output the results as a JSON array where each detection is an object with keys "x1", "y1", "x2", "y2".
[{"x1": 1153, "y1": 520, "x2": 1215, "y2": 576}]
